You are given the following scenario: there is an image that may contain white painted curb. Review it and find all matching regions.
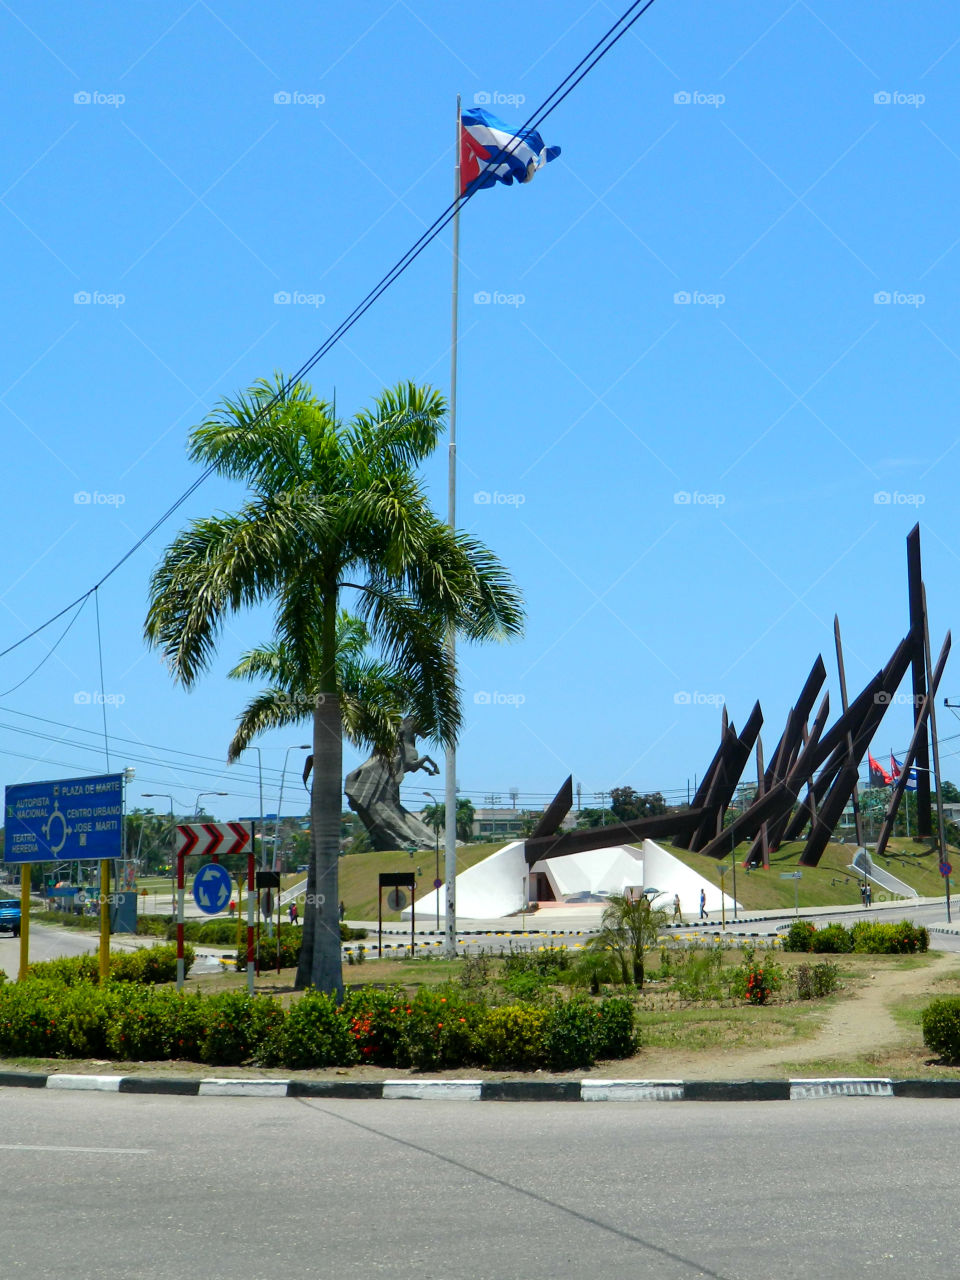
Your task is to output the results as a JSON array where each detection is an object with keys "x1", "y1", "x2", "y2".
[
  {"x1": 581, "y1": 1079, "x2": 684, "y2": 1102},
  {"x1": 198, "y1": 1079, "x2": 291, "y2": 1097},
  {"x1": 382, "y1": 1080, "x2": 483, "y2": 1101},
  {"x1": 46, "y1": 1074, "x2": 122, "y2": 1091},
  {"x1": 790, "y1": 1078, "x2": 894, "y2": 1100}
]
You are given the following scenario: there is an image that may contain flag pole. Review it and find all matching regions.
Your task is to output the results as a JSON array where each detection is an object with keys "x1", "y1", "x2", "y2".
[{"x1": 444, "y1": 95, "x2": 462, "y2": 958}]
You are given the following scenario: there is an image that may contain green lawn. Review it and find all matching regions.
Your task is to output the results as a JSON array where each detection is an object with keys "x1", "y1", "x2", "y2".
[
  {"x1": 337, "y1": 843, "x2": 504, "y2": 921},
  {"x1": 660, "y1": 835, "x2": 955, "y2": 910}
]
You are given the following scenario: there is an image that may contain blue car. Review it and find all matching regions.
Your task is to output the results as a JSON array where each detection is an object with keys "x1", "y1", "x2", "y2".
[{"x1": 0, "y1": 898, "x2": 21, "y2": 937}]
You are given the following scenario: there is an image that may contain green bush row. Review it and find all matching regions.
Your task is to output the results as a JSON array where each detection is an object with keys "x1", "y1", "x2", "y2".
[
  {"x1": 26, "y1": 944, "x2": 194, "y2": 985},
  {"x1": 32, "y1": 910, "x2": 365, "y2": 946},
  {"x1": 784, "y1": 918, "x2": 928, "y2": 954},
  {"x1": 0, "y1": 980, "x2": 636, "y2": 1070}
]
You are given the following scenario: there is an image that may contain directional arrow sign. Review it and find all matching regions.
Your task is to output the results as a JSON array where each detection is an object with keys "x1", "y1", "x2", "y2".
[
  {"x1": 175, "y1": 822, "x2": 252, "y2": 858},
  {"x1": 192, "y1": 863, "x2": 233, "y2": 915}
]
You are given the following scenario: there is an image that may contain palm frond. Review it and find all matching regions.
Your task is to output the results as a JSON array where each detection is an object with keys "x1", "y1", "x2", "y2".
[
  {"x1": 347, "y1": 382, "x2": 447, "y2": 473},
  {"x1": 145, "y1": 501, "x2": 307, "y2": 686},
  {"x1": 227, "y1": 687, "x2": 313, "y2": 762}
]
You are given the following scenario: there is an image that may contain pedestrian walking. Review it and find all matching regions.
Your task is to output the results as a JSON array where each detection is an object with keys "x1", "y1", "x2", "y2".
[
  {"x1": 699, "y1": 888, "x2": 707, "y2": 920},
  {"x1": 339, "y1": 900, "x2": 345, "y2": 922},
  {"x1": 672, "y1": 893, "x2": 683, "y2": 924},
  {"x1": 289, "y1": 901, "x2": 299, "y2": 926}
]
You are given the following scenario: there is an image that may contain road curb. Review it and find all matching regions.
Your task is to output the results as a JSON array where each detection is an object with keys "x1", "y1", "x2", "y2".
[{"x1": 3, "y1": 1072, "x2": 959, "y2": 1100}]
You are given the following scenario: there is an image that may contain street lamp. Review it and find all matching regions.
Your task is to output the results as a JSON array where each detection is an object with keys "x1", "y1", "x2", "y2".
[
  {"x1": 143, "y1": 793, "x2": 178, "y2": 912},
  {"x1": 194, "y1": 791, "x2": 228, "y2": 817},
  {"x1": 275, "y1": 746, "x2": 310, "y2": 872},
  {"x1": 424, "y1": 790, "x2": 440, "y2": 930},
  {"x1": 240, "y1": 746, "x2": 266, "y2": 865}
]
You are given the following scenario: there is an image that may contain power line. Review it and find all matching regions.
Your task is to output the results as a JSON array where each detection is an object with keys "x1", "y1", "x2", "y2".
[
  {"x1": 0, "y1": 0, "x2": 661, "y2": 674},
  {"x1": 0, "y1": 704, "x2": 287, "y2": 782}
]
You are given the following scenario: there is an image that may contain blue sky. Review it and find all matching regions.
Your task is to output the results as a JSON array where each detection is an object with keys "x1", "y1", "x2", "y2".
[{"x1": 2, "y1": 0, "x2": 960, "y2": 822}]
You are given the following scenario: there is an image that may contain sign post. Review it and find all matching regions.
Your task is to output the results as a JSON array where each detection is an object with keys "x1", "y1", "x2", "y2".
[
  {"x1": 780, "y1": 870, "x2": 802, "y2": 916},
  {"x1": 246, "y1": 831, "x2": 255, "y2": 993},
  {"x1": 4, "y1": 773, "x2": 123, "y2": 982},
  {"x1": 717, "y1": 865, "x2": 731, "y2": 930},
  {"x1": 99, "y1": 860, "x2": 110, "y2": 980},
  {"x1": 175, "y1": 822, "x2": 253, "y2": 991},
  {"x1": 378, "y1": 872, "x2": 417, "y2": 959},
  {"x1": 18, "y1": 867, "x2": 29, "y2": 982}
]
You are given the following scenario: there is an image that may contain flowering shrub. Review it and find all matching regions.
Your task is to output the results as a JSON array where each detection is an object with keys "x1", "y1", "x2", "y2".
[
  {"x1": 341, "y1": 986, "x2": 409, "y2": 1066},
  {"x1": 403, "y1": 988, "x2": 480, "y2": 1070},
  {"x1": 851, "y1": 920, "x2": 929, "y2": 954},
  {"x1": 105, "y1": 988, "x2": 206, "y2": 1061},
  {"x1": 731, "y1": 960, "x2": 782, "y2": 1005},
  {"x1": 264, "y1": 991, "x2": 355, "y2": 1069},
  {"x1": 0, "y1": 979, "x2": 639, "y2": 1071},
  {"x1": 199, "y1": 991, "x2": 285, "y2": 1066},
  {"x1": 784, "y1": 920, "x2": 817, "y2": 952},
  {"x1": 480, "y1": 1005, "x2": 550, "y2": 1069}
]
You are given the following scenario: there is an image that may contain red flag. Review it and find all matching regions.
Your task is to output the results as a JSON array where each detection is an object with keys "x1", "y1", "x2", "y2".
[{"x1": 869, "y1": 753, "x2": 893, "y2": 786}]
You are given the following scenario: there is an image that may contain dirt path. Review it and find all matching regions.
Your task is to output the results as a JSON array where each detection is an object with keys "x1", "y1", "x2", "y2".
[{"x1": 631, "y1": 952, "x2": 960, "y2": 1080}]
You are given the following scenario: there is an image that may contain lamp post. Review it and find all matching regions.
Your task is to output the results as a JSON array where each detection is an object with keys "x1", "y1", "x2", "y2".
[
  {"x1": 194, "y1": 791, "x2": 228, "y2": 818},
  {"x1": 275, "y1": 746, "x2": 310, "y2": 873},
  {"x1": 143, "y1": 793, "x2": 177, "y2": 912},
  {"x1": 243, "y1": 746, "x2": 266, "y2": 867},
  {"x1": 424, "y1": 790, "x2": 440, "y2": 930}
]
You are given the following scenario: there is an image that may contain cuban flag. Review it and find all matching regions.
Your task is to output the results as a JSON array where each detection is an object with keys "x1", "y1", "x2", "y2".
[
  {"x1": 460, "y1": 107, "x2": 560, "y2": 194},
  {"x1": 891, "y1": 754, "x2": 919, "y2": 791}
]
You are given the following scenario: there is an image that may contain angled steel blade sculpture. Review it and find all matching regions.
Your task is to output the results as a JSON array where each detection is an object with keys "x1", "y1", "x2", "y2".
[
  {"x1": 834, "y1": 615, "x2": 864, "y2": 847},
  {"x1": 875, "y1": 630, "x2": 951, "y2": 858},
  {"x1": 529, "y1": 776, "x2": 573, "y2": 840},
  {"x1": 688, "y1": 704, "x2": 762, "y2": 852},
  {"x1": 524, "y1": 808, "x2": 706, "y2": 865},
  {"x1": 907, "y1": 525, "x2": 932, "y2": 837}
]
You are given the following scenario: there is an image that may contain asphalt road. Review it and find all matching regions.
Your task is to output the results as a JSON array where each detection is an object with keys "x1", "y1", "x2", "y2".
[
  {"x1": 2, "y1": 1092, "x2": 957, "y2": 1279},
  {"x1": 0, "y1": 923, "x2": 99, "y2": 976}
]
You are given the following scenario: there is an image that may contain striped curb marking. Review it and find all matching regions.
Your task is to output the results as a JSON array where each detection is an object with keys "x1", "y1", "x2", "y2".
[{"x1": 2, "y1": 1074, "x2": 960, "y2": 1100}]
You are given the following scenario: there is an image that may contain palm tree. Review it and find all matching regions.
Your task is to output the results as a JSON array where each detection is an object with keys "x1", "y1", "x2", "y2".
[
  {"x1": 591, "y1": 892, "x2": 669, "y2": 990},
  {"x1": 226, "y1": 611, "x2": 415, "y2": 765},
  {"x1": 419, "y1": 798, "x2": 475, "y2": 843},
  {"x1": 145, "y1": 376, "x2": 523, "y2": 995}
]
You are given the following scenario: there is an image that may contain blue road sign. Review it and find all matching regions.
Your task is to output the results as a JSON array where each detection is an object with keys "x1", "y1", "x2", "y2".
[
  {"x1": 192, "y1": 863, "x2": 232, "y2": 915},
  {"x1": 4, "y1": 773, "x2": 123, "y2": 863}
]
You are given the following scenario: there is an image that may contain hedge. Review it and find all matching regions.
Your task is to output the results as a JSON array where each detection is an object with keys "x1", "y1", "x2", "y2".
[
  {"x1": 783, "y1": 919, "x2": 928, "y2": 955},
  {"x1": 0, "y1": 980, "x2": 637, "y2": 1070},
  {"x1": 26, "y1": 944, "x2": 194, "y2": 985},
  {"x1": 31, "y1": 910, "x2": 365, "y2": 946}
]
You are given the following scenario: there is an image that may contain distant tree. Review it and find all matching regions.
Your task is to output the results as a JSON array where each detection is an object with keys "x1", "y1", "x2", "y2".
[
  {"x1": 576, "y1": 807, "x2": 614, "y2": 829},
  {"x1": 609, "y1": 787, "x2": 667, "y2": 821},
  {"x1": 420, "y1": 799, "x2": 474, "y2": 841},
  {"x1": 941, "y1": 780, "x2": 960, "y2": 804},
  {"x1": 517, "y1": 810, "x2": 542, "y2": 837},
  {"x1": 125, "y1": 809, "x2": 172, "y2": 875}
]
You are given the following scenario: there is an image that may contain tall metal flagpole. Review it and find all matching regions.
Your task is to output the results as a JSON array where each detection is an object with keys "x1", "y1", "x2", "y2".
[{"x1": 444, "y1": 96, "x2": 462, "y2": 958}]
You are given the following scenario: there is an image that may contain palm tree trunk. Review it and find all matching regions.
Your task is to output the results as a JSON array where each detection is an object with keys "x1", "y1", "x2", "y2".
[{"x1": 295, "y1": 593, "x2": 344, "y2": 996}]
